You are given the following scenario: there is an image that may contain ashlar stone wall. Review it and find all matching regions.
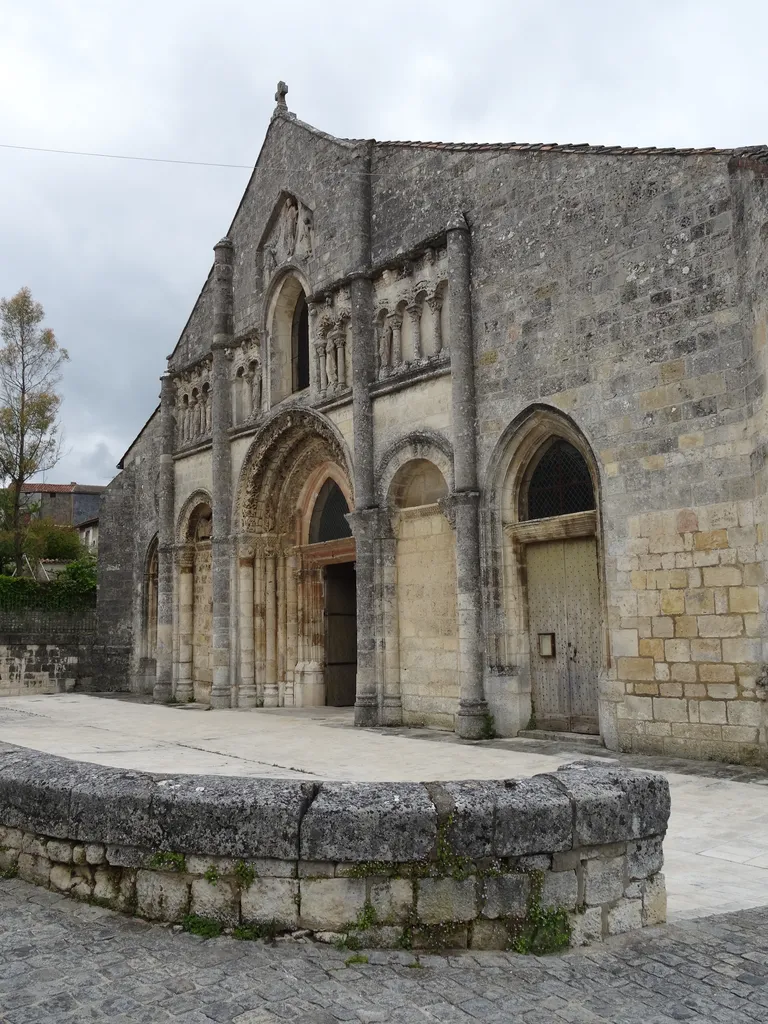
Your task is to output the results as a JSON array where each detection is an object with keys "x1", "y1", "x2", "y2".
[{"x1": 396, "y1": 506, "x2": 459, "y2": 730}]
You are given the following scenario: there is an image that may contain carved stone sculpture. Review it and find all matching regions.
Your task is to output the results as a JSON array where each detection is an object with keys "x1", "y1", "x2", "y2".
[
  {"x1": 295, "y1": 207, "x2": 313, "y2": 259},
  {"x1": 277, "y1": 198, "x2": 298, "y2": 263}
]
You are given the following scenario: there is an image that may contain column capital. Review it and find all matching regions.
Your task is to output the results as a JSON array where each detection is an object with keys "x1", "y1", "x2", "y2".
[{"x1": 446, "y1": 211, "x2": 470, "y2": 233}]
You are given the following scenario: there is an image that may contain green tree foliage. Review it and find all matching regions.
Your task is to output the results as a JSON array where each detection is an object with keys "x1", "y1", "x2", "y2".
[{"x1": 0, "y1": 288, "x2": 69, "y2": 573}]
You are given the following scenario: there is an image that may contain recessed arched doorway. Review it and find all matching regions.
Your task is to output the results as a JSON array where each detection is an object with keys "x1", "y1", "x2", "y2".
[
  {"x1": 234, "y1": 409, "x2": 356, "y2": 710},
  {"x1": 520, "y1": 438, "x2": 600, "y2": 733},
  {"x1": 309, "y1": 479, "x2": 356, "y2": 706}
]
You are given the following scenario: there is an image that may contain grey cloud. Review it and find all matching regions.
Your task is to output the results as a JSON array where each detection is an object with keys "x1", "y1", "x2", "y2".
[{"x1": 1, "y1": 0, "x2": 766, "y2": 484}]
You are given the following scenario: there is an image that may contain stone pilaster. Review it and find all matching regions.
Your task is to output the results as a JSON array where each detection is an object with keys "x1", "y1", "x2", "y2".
[
  {"x1": 349, "y1": 271, "x2": 379, "y2": 727},
  {"x1": 153, "y1": 371, "x2": 176, "y2": 703},
  {"x1": 209, "y1": 236, "x2": 234, "y2": 709},
  {"x1": 175, "y1": 545, "x2": 195, "y2": 703},
  {"x1": 447, "y1": 214, "x2": 488, "y2": 739},
  {"x1": 264, "y1": 551, "x2": 278, "y2": 707},
  {"x1": 349, "y1": 508, "x2": 379, "y2": 726},
  {"x1": 380, "y1": 512, "x2": 403, "y2": 726},
  {"x1": 238, "y1": 538, "x2": 256, "y2": 708}
]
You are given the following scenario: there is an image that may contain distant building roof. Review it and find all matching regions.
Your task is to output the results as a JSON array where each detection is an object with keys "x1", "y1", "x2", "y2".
[
  {"x1": 20, "y1": 482, "x2": 106, "y2": 494},
  {"x1": 77, "y1": 516, "x2": 99, "y2": 528}
]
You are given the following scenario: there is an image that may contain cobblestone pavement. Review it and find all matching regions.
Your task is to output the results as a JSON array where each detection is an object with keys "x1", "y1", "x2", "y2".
[{"x1": 2, "y1": 879, "x2": 768, "y2": 1023}]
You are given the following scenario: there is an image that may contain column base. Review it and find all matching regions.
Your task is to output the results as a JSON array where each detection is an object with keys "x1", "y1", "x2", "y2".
[
  {"x1": 238, "y1": 687, "x2": 257, "y2": 709},
  {"x1": 263, "y1": 683, "x2": 279, "y2": 708},
  {"x1": 174, "y1": 681, "x2": 193, "y2": 704},
  {"x1": 152, "y1": 681, "x2": 172, "y2": 704},
  {"x1": 354, "y1": 698, "x2": 379, "y2": 728},
  {"x1": 380, "y1": 697, "x2": 403, "y2": 727},
  {"x1": 456, "y1": 699, "x2": 491, "y2": 740},
  {"x1": 209, "y1": 690, "x2": 232, "y2": 709}
]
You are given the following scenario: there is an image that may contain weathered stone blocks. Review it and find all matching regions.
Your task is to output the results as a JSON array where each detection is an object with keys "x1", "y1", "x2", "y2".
[
  {"x1": 300, "y1": 782, "x2": 436, "y2": 862},
  {"x1": 299, "y1": 877, "x2": 366, "y2": 931},
  {"x1": 241, "y1": 879, "x2": 299, "y2": 927},
  {"x1": 136, "y1": 871, "x2": 190, "y2": 922},
  {"x1": 0, "y1": 749, "x2": 670, "y2": 949},
  {"x1": 417, "y1": 877, "x2": 477, "y2": 924},
  {"x1": 190, "y1": 878, "x2": 239, "y2": 926}
]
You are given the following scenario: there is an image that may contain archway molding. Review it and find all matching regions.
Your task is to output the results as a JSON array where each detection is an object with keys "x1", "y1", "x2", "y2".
[
  {"x1": 485, "y1": 404, "x2": 602, "y2": 525},
  {"x1": 296, "y1": 461, "x2": 355, "y2": 547},
  {"x1": 234, "y1": 407, "x2": 353, "y2": 537},
  {"x1": 176, "y1": 489, "x2": 213, "y2": 544},
  {"x1": 263, "y1": 267, "x2": 312, "y2": 406},
  {"x1": 377, "y1": 430, "x2": 454, "y2": 508}
]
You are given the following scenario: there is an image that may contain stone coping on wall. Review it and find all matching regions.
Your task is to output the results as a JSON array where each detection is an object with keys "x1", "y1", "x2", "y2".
[{"x1": 0, "y1": 743, "x2": 670, "y2": 951}]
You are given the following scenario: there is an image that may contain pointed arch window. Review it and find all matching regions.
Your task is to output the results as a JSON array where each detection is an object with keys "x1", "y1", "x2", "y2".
[
  {"x1": 523, "y1": 439, "x2": 595, "y2": 521},
  {"x1": 309, "y1": 479, "x2": 352, "y2": 543}
]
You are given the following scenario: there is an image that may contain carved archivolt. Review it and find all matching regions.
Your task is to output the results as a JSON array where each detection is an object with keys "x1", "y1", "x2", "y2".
[
  {"x1": 174, "y1": 358, "x2": 212, "y2": 447},
  {"x1": 377, "y1": 431, "x2": 455, "y2": 507},
  {"x1": 234, "y1": 409, "x2": 352, "y2": 536},
  {"x1": 373, "y1": 248, "x2": 448, "y2": 379},
  {"x1": 176, "y1": 489, "x2": 213, "y2": 544}
]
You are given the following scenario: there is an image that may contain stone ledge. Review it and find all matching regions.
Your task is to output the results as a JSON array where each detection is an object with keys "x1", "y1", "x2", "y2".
[{"x1": 0, "y1": 746, "x2": 670, "y2": 949}]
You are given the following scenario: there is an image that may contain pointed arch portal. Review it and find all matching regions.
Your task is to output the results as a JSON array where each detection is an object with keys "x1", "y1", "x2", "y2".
[{"x1": 491, "y1": 407, "x2": 604, "y2": 736}]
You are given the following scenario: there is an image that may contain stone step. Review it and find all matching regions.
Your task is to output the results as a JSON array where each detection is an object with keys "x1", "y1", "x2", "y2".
[{"x1": 517, "y1": 729, "x2": 603, "y2": 746}]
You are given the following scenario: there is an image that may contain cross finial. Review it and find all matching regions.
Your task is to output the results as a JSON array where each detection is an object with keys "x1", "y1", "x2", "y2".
[{"x1": 275, "y1": 80, "x2": 288, "y2": 113}]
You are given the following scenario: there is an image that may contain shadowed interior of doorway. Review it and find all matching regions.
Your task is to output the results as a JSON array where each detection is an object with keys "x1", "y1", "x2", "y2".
[{"x1": 324, "y1": 561, "x2": 356, "y2": 706}]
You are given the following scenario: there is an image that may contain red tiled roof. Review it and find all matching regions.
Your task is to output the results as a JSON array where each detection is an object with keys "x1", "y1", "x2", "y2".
[{"x1": 20, "y1": 482, "x2": 105, "y2": 494}]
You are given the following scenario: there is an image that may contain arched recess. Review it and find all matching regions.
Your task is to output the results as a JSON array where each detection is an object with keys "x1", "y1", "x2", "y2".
[
  {"x1": 264, "y1": 269, "x2": 311, "y2": 406},
  {"x1": 233, "y1": 409, "x2": 355, "y2": 711},
  {"x1": 486, "y1": 405, "x2": 606, "y2": 739},
  {"x1": 143, "y1": 536, "x2": 159, "y2": 668},
  {"x1": 378, "y1": 438, "x2": 459, "y2": 731},
  {"x1": 174, "y1": 491, "x2": 213, "y2": 705},
  {"x1": 377, "y1": 431, "x2": 454, "y2": 507}
]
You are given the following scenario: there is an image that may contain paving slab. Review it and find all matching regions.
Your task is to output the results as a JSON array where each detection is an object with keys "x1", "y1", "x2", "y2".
[{"x1": 2, "y1": 693, "x2": 768, "y2": 921}]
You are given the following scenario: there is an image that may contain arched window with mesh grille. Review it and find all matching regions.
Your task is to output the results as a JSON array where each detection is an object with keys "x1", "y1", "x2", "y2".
[
  {"x1": 523, "y1": 439, "x2": 595, "y2": 521},
  {"x1": 309, "y1": 479, "x2": 352, "y2": 543}
]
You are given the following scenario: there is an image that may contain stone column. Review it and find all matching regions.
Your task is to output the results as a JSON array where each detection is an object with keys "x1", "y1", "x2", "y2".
[
  {"x1": 388, "y1": 313, "x2": 402, "y2": 370},
  {"x1": 285, "y1": 552, "x2": 298, "y2": 706},
  {"x1": 153, "y1": 370, "x2": 176, "y2": 702},
  {"x1": 254, "y1": 553, "x2": 266, "y2": 702},
  {"x1": 407, "y1": 304, "x2": 422, "y2": 360},
  {"x1": 209, "y1": 237, "x2": 234, "y2": 709},
  {"x1": 277, "y1": 552, "x2": 286, "y2": 705},
  {"x1": 349, "y1": 271, "x2": 379, "y2": 726},
  {"x1": 447, "y1": 213, "x2": 488, "y2": 739},
  {"x1": 316, "y1": 339, "x2": 327, "y2": 394},
  {"x1": 381, "y1": 513, "x2": 402, "y2": 726},
  {"x1": 238, "y1": 540, "x2": 256, "y2": 708},
  {"x1": 175, "y1": 545, "x2": 195, "y2": 702},
  {"x1": 428, "y1": 293, "x2": 444, "y2": 355},
  {"x1": 264, "y1": 552, "x2": 278, "y2": 707},
  {"x1": 303, "y1": 566, "x2": 324, "y2": 705}
]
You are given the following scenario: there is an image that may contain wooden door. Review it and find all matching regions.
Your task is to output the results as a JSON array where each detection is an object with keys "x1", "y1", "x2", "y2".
[
  {"x1": 527, "y1": 537, "x2": 600, "y2": 733},
  {"x1": 324, "y1": 562, "x2": 357, "y2": 706}
]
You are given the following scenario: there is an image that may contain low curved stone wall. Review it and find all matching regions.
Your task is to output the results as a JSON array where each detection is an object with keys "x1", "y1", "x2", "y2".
[{"x1": 0, "y1": 743, "x2": 670, "y2": 950}]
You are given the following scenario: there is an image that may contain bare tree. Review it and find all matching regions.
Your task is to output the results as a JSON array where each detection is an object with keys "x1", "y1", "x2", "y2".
[{"x1": 0, "y1": 288, "x2": 68, "y2": 573}]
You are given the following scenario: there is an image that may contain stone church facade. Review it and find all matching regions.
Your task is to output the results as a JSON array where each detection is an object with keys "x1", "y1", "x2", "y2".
[{"x1": 99, "y1": 84, "x2": 768, "y2": 763}]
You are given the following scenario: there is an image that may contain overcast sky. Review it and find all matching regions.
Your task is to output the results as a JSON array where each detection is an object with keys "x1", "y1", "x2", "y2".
[{"x1": 1, "y1": 0, "x2": 766, "y2": 485}]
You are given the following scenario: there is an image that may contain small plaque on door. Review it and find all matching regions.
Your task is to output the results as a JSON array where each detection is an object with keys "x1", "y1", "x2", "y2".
[{"x1": 538, "y1": 633, "x2": 556, "y2": 657}]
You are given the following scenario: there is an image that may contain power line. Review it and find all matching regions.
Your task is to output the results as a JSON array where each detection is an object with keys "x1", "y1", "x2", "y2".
[{"x1": 0, "y1": 142, "x2": 253, "y2": 169}]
